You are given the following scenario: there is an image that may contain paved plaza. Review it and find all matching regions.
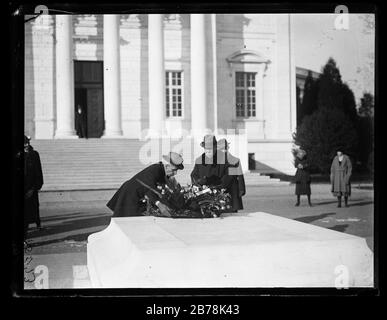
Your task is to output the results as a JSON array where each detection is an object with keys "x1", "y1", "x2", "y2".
[{"x1": 23, "y1": 182, "x2": 374, "y2": 289}]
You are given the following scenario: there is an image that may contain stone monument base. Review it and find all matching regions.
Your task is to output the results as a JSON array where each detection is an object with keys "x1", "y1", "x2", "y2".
[{"x1": 87, "y1": 212, "x2": 373, "y2": 288}]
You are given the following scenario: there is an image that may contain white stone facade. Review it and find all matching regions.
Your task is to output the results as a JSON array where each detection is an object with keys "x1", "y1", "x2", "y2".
[{"x1": 25, "y1": 14, "x2": 297, "y2": 174}]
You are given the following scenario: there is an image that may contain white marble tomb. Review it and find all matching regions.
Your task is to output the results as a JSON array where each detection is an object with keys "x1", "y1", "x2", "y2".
[{"x1": 87, "y1": 212, "x2": 373, "y2": 288}]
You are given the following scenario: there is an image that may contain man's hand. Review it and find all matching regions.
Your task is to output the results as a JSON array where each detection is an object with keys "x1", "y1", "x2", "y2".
[
  {"x1": 25, "y1": 189, "x2": 34, "y2": 199},
  {"x1": 156, "y1": 202, "x2": 172, "y2": 217}
]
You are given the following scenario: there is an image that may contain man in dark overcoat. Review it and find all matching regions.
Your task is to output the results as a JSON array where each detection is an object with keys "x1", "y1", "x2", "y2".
[
  {"x1": 191, "y1": 135, "x2": 245, "y2": 213},
  {"x1": 330, "y1": 148, "x2": 352, "y2": 208},
  {"x1": 216, "y1": 138, "x2": 246, "y2": 212},
  {"x1": 75, "y1": 104, "x2": 87, "y2": 138},
  {"x1": 107, "y1": 152, "x2": 184, "y2": 217},
  {"x1": 191, "y1": 135, "x2": 227, "y2": 187},
  {"x1": 24, "y1": 135, "x2": 44, "y2": 238}
]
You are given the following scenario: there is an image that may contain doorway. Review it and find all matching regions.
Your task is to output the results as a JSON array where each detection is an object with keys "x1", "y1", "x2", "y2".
[{"x1": 74, "y1": 61, "x2": 104, "y2": 138}]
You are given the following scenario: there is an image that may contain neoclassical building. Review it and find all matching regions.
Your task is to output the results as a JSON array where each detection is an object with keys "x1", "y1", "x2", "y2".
[{"x1": 25, "y1": 14, "x2": 297, "y2": 174}]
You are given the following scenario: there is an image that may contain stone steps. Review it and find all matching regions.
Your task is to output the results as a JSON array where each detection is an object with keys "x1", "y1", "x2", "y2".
[{"x1": 31, "y1": 139, "x2": 289, "y2": 191}]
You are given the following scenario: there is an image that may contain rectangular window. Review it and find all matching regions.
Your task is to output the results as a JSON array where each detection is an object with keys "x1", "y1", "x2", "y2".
[
  {"x1": 235, "y1": 72, "x2": 257, "y2": 118},
  {"x1": 166, "y1": 71, "x2": 183, "y2": 118},
  {"x1": 74, "y1": 61, "x2": 103, "y2": 85}
]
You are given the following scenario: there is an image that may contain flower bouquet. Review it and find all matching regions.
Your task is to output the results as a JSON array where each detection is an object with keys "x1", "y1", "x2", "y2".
[{"x1": 141, "y1": 181, "x2": 231, "y2": 218}]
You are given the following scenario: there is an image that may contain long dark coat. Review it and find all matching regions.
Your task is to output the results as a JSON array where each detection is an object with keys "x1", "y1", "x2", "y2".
[
  {"x1": 218, "y1": 151, "x2": 246, "y2": 211},
  {"x1": 294, "y1": 157, "x2": 311, "y2": 195},
  {"x1": 107, "y1": 162, "x2": 167, "y2": 217},
  {"x1": 75, "y1": 109, "x2": 87, "y2": 138},
  {"x1": 330, "y1": 155, "x2": 352, "y2": 196},
  {"x1": 24, "y1": 147, "x2": 43, "y2": 224},
  {"x1": 191, "y1": 153, "x2": 226, "y2": 187},
  {"x1": 191, "y1": 152, "x2": 246, "y2": 212}
]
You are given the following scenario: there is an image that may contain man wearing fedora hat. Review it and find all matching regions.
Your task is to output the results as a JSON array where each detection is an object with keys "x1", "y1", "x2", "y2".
[
  {"x1": 107, "y1": 152, "x2": 185, "y2": 217},
  {"x1": 217, "y1": 138, "x2": 246, "y2": 212},
  {"x1": 191, "y1": 134, "x2": 228, "y2": 187}
]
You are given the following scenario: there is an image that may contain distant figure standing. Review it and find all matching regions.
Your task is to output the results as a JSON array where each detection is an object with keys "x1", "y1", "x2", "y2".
[
  {"x1": 24, "y1": 135, "x2": 44, "y2": 238},
  {"x1": 330, "y1": 149, "x2": 352, "y2": 208},
  {"x1": 75, "y1": 104, "x2": 87, "y2": 138},
  {"x1": 294, "y1": 149, "x2": 312, "y2": 206}
]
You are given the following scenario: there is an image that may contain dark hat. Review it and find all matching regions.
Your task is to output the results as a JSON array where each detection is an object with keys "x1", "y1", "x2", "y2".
[
  {"x1": 162, "y1": 152, "x2": 184, "y2": 170},
  {"x1": 200, "y1": 134, "x2": 217, "y2": 149},
  {"x1": 24, "y1": 135, "x2": 31, "y2": 144},
  {"x1": 217, "y1": 138, "x2": 230, "y2": 151}
]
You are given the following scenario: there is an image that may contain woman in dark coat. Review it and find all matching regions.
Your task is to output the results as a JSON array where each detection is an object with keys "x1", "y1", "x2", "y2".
[
  {"x1": 330, "y1": 149, "x2": 352, "y2": 208},
  {"x1": 107, "y1": 152, "x2": 184, "y2": 217},
  {"x1": 216, "y1": 138, "x2": 246, "y2": 212},
  {"x1": 294, "y1": 149, "x2": 312, "y2": 206},
  {"x1": 24, "y1": 136, "x2": 44, "y2": 237}
]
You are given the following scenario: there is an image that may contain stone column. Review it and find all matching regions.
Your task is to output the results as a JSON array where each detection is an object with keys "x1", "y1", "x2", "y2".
[
  {"x1": 211, "y1": 14, "x2": 218, "y2": 135},
  {"x1": 288, "y1": 14, "x2": 297, "y2": 134},
  {"x1": 148, "y1": 14, "x2": 165, "y2": 138},
  {"x1": 54, "y1": 15, "x2": 77, "y2": 138},
  {"x1": 190, "y1": 14, "x2": 207, "y2": 137},
  {"x1": 102, "y1": 14, "x2": 123, "y2": 137}
]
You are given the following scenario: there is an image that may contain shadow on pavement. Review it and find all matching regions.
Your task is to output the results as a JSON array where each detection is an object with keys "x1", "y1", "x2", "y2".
[
  {"x1": 345, "y1": 201, "x2": 374, "y2": 207},
  {"x1": 312, "y1": 199, "x2": 371, "y2": 206},
  {"x1": 41, "y1": 211, "x2": 110, "y2": 222},
  {"x1": 328, "y1": 224, "x2": 349, "y2": 233},
  {"x1": 353, "y1": 186, "x2": 373, "y2": 190},
  {"x1": 309, "y1": 200, "x2": 338, "y2": 206},
  {"x1": 27, "y1": 213, "x2": 111, "y2": 244},
  {"x1": 294, "y1": 212, "x2": 336, "y2": 224}
]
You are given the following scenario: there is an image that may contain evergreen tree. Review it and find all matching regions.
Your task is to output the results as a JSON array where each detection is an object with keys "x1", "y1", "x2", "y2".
[
  {"x1": 294, "y1": 58, "x2": 364, "y2": 173},
  {"x1": 341, "y1": 83, "x2": 358, "y2": 122},
  {"x1": 293, "y1": 107, "x2": 358, "y2": 174},
  {"x1": 357, "y1": 92, "x2": 374, "y2": 173},
  {"x1": 298, "y1": 71, "x2": 319, "y2": 125},
  {"x1": 317, "y1": 58, "x2": 358, "y2": 122},
  {"x1": 318, "y1": 58, "x2": 343, "y2": 110},
  {"x1": 358, "y1": 92, "x2": 374, "y2": 117}
]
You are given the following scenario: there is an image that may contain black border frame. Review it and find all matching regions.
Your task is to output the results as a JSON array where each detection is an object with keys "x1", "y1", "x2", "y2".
[{"x1": 8, "y1": 1, "x2": 381, "y2": 303}]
